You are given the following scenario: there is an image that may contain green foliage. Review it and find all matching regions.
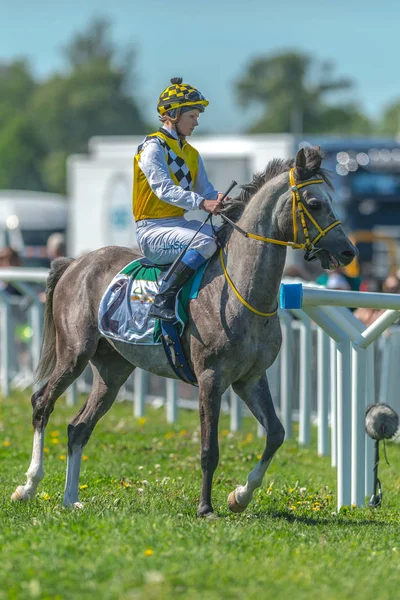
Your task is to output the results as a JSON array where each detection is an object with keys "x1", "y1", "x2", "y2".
[
  {"x1": 2, "y1": 394, "x2": 400, "y2": 599},
  {"x1": 0, "y1": 116, "x2": 46, "y2": 190},
  {"x1": 237, "y1": 51, "x2": 373, "y2": 135},
  {"x1": 379, "y1": 100, "x2": 400, "y2": 135},
  {"x1": 0, "y1": 18, "x2": 147, "y2": 194},
  {"x1": 0, "y1": 59, "x2": 35, "y2": 128}
]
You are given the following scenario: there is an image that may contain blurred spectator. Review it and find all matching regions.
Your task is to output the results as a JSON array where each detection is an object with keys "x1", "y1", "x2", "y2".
[
  {"x1": 354, "y1": 273, "x2": 400, "y2": 326},
  {"x1": 47, "y1": 233, "x2": 66, "y2": 261},
  {"x1": 283, "y1": 264, "x2": 312, "y2": 281},
  {"x1": 0, "y1": 246, "x2": 22, "y2": 295},
  {"x1": 326, "y1": 270, "x2": 352, "y2": 291}
]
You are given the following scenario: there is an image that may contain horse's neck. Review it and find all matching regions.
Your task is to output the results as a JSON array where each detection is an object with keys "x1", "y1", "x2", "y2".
[{"x1": 224, "y1": 180, "x2": 287, "y2": 315}]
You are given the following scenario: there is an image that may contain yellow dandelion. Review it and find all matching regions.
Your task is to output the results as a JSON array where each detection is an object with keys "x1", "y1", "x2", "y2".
[
  {"x1": 221, "y1": 429, "x2": 229, "y2": 436},
  {"x1": 312, "y1": 506, "x2": 321, "y2": 512},
  {"x1": 82, "y1": 455, "x2": 88, "y2": 461},
  {"x1": 138, "y1": 417, "x2": 147, "y2": 426},
  {"x1": 59, "y1": 455, "x2": 66, "y2": 460},
  {"x1": 144, "y1": 549, "x2": 154, "y2": 557},
  {"x1": 164, "y1": 432, "x2": 175, "y2": 440},
  {"x1": 51, "y1": 438, "x2": 59, "y2": 445},
  {"x1": 2, "y1": 440, "x2": 11, "y2": 447},
  {"x1": 257, "y1": 454, "x2": 262, "y2": 460},
  {"x1": 79, "y1": 484, "x2": 88, "y2": 490},
  {"x1": 50, "y1": 431, "x2": 60, "y2": 438},
  {"x1": 179, "y1": 429, "x2": 187, "y2": 436},
  {"x1": 44, "y1": 447, "x2": 49, "y2": 453},
  {"x1": 289, "y1": 505, "x2": 297, "y2": 511},
  {"x1": 43, "y1": 493, "x2": 51, "y2": 501},
  {"x1": 289, "y1": 488, "x2": 295, "y2": 493},
  {"x1": 245, "y1": 433, "x2": 254, "y2": 443}
]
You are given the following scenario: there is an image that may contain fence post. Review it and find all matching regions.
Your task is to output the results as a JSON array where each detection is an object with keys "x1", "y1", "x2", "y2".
[
  {"x1": 134, "y1": 369, "x2": 146, "y2": 417},
  {"x1": 351, "y1": 345, "x2": 366, "y2": 506},
  {"x1": 0, "y1": 296, "x2": 13, "y2": 397},
  {"x1": 317, "y1": 328, "x2": 330, "y2": 456},
  {"x1": 365, "y1": 344, "x2": 375, "y2": 499},
  {"x1": 294, "y1": 312, "x2": 312, "y2": 446},
  {"x1": 230, "y1": 388, "x2": 242, "y2": 432},
  {"x1": 330, "y1": 338, "x2": 337, "y2": 468},
  {"x1": 336, "y1": 339, "x2": 352, "y2": 509},
  {"x1": 279, "y1": 311, "x2": 293, "y2": 439},
  {"x1": 66, "y1": 382, "x2": 78, "y2": 407},
  {"x1": 166, "y1": 378, "x2": 178, "y2": 423}
]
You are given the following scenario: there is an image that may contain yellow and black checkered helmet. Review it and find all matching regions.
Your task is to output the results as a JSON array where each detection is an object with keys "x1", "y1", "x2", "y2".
[{"x1": 157, "y1": 77, "x2": 209, "y2": 117}]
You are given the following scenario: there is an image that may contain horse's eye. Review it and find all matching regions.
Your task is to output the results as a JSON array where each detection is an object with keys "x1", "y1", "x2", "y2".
[{"x1": 308, "y1": 199, "x2": 322, "y2": 209}]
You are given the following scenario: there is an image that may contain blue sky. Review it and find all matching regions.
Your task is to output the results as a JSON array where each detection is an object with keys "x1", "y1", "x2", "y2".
[{"x1": 1, "y1": 0, "x2": 399, "y2": 133}]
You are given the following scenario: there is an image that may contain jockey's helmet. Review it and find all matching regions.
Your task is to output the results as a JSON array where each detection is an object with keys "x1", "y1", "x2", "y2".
[{"x1": 157, "y1": 77, "x2": 209, "y2": 119}]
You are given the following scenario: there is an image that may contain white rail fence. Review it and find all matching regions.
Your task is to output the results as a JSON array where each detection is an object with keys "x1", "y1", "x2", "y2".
[{"x1": 1, "y1": 268, "x2": 400, "y2": 511}]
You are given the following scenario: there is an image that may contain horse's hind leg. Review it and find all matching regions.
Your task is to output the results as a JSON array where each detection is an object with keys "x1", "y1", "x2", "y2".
[
  {"x1": 63, "y1": 340, "x2": 134, "y2": 506},
  {"x1": 11, "y1": 341, "x2": 96, "y2": 502},
  {"x1": 227, "y1": 374, "x2": 285, "y2": 513}
]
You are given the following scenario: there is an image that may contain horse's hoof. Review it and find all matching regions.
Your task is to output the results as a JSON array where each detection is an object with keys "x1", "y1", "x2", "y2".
[
  {"x1": 11, "y1": 486, "x2": 29, "y2": 502},
  {"x1": 197, "y1": 503, "x2": 214, "y2": 518},
  {"x1": 227, "y1": 490, "x2": 247, "y2": 513}
]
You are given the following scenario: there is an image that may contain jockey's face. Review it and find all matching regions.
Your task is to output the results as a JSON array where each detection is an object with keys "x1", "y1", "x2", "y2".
[{"x1": 177, "y1": 109, "x2": 200, "y2": 137}]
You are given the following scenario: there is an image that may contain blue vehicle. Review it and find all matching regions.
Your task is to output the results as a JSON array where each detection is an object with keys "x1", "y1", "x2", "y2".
[{"x1": 296, "y1": 138, "x2": 400, "y2": 277}]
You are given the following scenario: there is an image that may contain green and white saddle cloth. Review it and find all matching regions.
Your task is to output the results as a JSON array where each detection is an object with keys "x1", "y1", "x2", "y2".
[{"x1": 98, "y1": 258, "x2": 207, "y2": 345}]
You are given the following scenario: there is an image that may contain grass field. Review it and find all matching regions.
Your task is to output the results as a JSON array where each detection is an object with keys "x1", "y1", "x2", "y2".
[{"x1": 1, "y1": 392, "x2": 400, "y2": 600}]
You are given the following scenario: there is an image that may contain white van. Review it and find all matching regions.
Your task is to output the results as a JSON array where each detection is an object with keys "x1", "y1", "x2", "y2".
[{"x1": 0, "y1": 190, "x2": 67, "y2": 267}]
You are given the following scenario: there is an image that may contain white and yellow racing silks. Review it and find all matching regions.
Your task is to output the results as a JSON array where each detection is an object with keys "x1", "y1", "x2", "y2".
[{"x1": 132, "y1": 126, "x2": 218, "y2": 221}]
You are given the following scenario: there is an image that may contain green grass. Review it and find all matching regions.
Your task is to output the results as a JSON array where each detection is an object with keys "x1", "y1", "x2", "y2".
[{"x1": 1, "y1": 393, "x2": 400, "y2": 600}]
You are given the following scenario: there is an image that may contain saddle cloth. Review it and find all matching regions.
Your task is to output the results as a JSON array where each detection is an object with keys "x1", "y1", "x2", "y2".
[{"x1": 98, "y1": 258, "x2": 207, "y2": 345}]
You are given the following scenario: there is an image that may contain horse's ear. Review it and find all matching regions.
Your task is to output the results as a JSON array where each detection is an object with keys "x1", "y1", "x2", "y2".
[
  {"x1": 295, "y1": 148, "x2": 306, "y2": 169},
  {"x1": 295, "y1": 148, "x2": 307, "y2": 180}
]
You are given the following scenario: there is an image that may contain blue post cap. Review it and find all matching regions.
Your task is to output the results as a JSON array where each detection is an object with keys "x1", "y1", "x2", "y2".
[{"x1": 279, "y1": 283, "x2": 303, "y2": 309}]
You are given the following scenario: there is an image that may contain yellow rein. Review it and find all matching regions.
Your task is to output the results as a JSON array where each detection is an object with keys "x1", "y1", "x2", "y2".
[{"x1": 221, "y1": 167, "x2": 341, "y2": 317}]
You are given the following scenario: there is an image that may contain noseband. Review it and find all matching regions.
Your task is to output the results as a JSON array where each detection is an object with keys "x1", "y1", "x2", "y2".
[{"x1": 220, "y1": 167, "x2": 342, "y2": 317}]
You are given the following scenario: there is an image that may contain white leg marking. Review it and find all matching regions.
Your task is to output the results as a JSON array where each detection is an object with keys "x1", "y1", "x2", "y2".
[
  {"x1": 63, "y1": 447, "x2": 83, "y2": 506},
  {"x1": 235, "y1": 459, "x2": 272, "y2": 507},
  {"x1": 11, "y1": 429, "x2": 45, "y2": 501}
]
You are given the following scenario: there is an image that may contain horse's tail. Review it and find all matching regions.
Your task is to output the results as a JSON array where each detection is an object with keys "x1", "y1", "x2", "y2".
[{"x1": 35, "y1": 257, "x2": 75, "y2": 383}]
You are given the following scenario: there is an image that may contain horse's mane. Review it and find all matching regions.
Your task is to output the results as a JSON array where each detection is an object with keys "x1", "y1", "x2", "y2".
[{"x1": 218, "y1": 146, "x2": 332, "y2": 246}]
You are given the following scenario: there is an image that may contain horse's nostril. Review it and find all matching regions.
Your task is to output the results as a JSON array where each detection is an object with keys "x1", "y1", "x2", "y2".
[{"x1": 343, "y1": 250, "x2": 355, "y2": 258}]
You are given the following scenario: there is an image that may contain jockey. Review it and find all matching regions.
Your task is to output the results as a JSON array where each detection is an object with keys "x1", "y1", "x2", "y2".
[{"x1": 133, "y1": 77, "x2": 225, "y2": 321}]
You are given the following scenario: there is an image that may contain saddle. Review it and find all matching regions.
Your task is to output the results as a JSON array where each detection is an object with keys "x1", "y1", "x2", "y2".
[{"x1": 98, "y1": 257, "x2": 208, "y2": 385}]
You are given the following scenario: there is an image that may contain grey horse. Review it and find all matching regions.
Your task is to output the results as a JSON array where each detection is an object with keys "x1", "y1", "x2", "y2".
[{"x1": 11, "y1": 147, "x2": 357, "y2": 516}]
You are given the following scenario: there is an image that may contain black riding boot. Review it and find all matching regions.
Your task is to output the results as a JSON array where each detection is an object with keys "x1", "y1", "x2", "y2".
[{"x1": 149, "y1": 262, "x2": 196, "y2": 322}]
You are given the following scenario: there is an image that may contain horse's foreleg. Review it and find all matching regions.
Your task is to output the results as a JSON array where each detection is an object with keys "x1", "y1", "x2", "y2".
[
  {"x1": 63, "y1": 344, "x2": 133, "y2": 507},
  {"x1": 197, "y1": 375, "x2": 223, "y2": 517},
  {"x1": 228, "y1": 374, "x2": 285, "y2": 513}
]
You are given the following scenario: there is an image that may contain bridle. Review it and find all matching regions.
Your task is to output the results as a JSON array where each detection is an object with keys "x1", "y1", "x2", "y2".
[{"x1": 220, "y1": 167, "x2": 342, "y2": 317}]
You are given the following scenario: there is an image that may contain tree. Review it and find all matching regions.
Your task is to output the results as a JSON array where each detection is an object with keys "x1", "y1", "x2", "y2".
[
  {"x1": 0, "y1": 116, "x2": 46, "y2": 190},
  {"x1": 379, "y1": 100, "x2": 400, "y2": 135},
  {"x1": 0, "y1": 59, "x2": 36, "y2": 128},
  {"x1": 235, "y1": 51, "x2": 372, "y2": 135},
  {"x1": 29, "y1": 18, "x2": 147, "y2": 192}
]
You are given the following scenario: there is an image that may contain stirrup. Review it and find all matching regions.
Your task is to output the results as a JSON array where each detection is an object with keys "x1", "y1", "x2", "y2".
[{"x1": 148, "y1": 304, "x2": 177, "y2": 322}]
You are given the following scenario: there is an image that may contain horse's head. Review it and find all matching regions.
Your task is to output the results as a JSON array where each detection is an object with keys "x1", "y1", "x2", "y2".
[{"x1": 280, "y1": 147, "x2": 357, "y2": 270}]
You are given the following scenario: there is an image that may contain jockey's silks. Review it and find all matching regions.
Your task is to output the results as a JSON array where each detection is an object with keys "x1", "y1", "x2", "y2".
[{"x1": 133, "y1": 130, "x2": 199, "y2": 221}]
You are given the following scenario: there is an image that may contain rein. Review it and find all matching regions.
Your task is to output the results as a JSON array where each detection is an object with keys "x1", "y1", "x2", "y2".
[{"x1": 220, "y1": 167, "x2": 342, "y2": 317}]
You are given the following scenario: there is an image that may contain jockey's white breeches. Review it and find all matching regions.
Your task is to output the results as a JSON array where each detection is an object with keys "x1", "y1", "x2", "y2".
[{"x1": 136, "y1": 216, "x2": 218, "y2": 265}]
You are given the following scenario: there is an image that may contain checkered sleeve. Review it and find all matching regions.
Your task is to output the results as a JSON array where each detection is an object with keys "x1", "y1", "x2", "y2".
[
  {"x1": 138, "y1": 139, "x2": 205, "y2": 211},
  {"x1": 193, "y1": 155, "x2": 219, "y2": 200}
]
